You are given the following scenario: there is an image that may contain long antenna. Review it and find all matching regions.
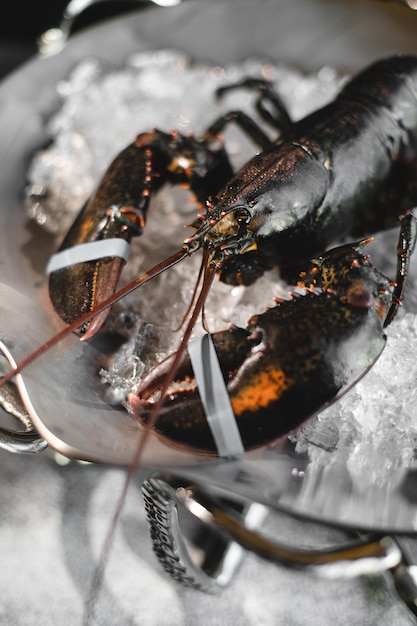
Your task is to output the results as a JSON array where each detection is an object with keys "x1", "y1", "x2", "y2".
[
  {"x1": 83, "y1": 252, "x2": 216, "y2": 624},
  {"x1": 0, "y1": 248, "x2": 188, "y2": 387}
]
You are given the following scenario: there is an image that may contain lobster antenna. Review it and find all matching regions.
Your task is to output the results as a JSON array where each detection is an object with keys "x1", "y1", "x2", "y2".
[
  {"x1": 83, "y1": 251, "x2": 216, "y2": 624},
  {"x1": 173, "y1": 251, "x2": 205, "y2": 332},
  {"x1": 0, "y1": 248, "x2": 188, "y2": 387},
  {"x1": 133, "y1": 248, "x2": 216, "y2": 440}
]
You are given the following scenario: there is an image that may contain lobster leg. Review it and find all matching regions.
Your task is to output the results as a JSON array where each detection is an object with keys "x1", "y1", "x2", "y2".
[
  {"x1": 202, "y1": 110, "x2": 274, "y2": 151},
  {"x1": 47, "y1": 129, "x2": 234, "y2": 337},
  {"x1": 385, "y1": 208, "x2": 417, "y2": 326},
  {"x1": 200, "y1": 78, "x2": 293, "y2": 151},
  {"x1": 215, "y1": 78, "x2": 293, "y2": 134}
]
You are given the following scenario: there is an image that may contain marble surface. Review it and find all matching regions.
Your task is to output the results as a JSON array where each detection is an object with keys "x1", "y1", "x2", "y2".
[{"x1": 0, "y1": 451, "x2": 415, "y2": 626}]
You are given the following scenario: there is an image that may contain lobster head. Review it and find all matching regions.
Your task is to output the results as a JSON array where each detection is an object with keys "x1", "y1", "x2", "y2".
[{"x1": 183, "y1": 142, "x2": 330, "y2": 286}]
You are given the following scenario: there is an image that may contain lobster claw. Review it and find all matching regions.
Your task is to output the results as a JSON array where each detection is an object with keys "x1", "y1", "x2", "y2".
[
  {"x1": 47, "y1": 130, "x2": 234, "y2": 338},
  {"x1": 130, "y1": 325, "x2": 254, "y2": 454},
  {"x1": 47, "y1": 226, "x2": 136, "y2": 339},
  {"x1": 131, "y1": 244, "x2": 392, "y2": 455},
  {"x1": 47, "y1": 140, "x2": 148, "y2": 338}
]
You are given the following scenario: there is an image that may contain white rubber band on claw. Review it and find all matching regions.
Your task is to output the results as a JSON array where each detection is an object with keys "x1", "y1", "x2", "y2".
[
  {"x1": 188, "y1": 334, "x2": 244, "y2": 458},
  {"x1": 45, "y1": 238, "x2": 131, "y2": 274}
]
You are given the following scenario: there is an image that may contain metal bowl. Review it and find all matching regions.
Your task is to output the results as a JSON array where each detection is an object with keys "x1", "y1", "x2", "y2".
[{"x1": 1, "y1": 0, "x2": 417, "y2": 537}]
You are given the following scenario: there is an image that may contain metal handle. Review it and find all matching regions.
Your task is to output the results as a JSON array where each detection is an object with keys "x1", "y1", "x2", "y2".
[
  {"x1": 142, "y1": 472, "x2": 269, "y2": 592},
  {"x1": 0, "y1": 342, "x2": 47, "y2": 454},
  {"x1": 37, "y1": 0, "x2": 182, "y2": 56},
  {"x1": 380, "y1": 0, "x2": 417, "y2": 7},
  {"x1": 142, "y1": 472, "x2": 403, "y2": 592}
]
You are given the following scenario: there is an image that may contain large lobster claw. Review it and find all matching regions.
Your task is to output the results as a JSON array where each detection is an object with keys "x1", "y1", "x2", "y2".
[
  {"x1": 130, "y1": 243, "x2": 393, "y2": 455},
  {"x1": 47, "y1": 141, "x2": 150, "y2": 337},
  {"x1": 47, "y1": 130, "x2": 233, "y2": 338}
]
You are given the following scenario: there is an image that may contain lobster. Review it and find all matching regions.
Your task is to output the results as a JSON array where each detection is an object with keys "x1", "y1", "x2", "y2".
[{"x1": 1, "y1": 54, "x2": 417, "y2": 455}]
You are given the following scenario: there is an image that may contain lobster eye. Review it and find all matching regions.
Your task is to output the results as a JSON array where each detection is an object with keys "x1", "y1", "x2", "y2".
[{"x1": 234, "y1": 207, "x2": 251, "y2": 226}]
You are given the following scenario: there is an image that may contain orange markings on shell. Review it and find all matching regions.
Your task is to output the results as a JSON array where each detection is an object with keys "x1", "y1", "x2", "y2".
[{"x1": 230, "y1": 365, "x2": 292, "y2": 415}]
